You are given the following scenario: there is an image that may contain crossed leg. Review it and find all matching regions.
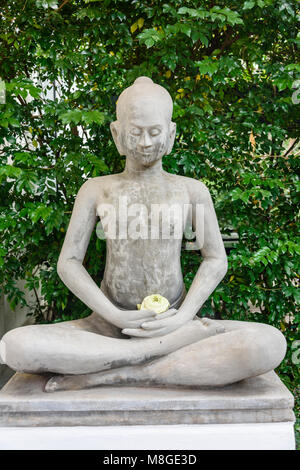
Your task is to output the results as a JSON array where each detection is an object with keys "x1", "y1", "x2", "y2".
[
  {"x1": 0, "y1": 313, "x2": 286, "y2": 392},
  {"x1": 0, "y1": 313, "x2": 223, "y2": 375}
]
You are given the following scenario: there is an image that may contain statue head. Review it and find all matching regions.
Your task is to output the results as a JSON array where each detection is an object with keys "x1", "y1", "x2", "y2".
[{"x1": 110, "y1": 77, "x2": 176, "y2": 166}]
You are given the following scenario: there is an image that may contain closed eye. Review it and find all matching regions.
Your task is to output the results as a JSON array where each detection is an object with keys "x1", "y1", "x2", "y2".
[
  {"x1": 130, "y1": 128, "x2": 142, "y2": 136},
  {"x1": 150, "y1": 128, "x2": 161, "y2": 136}
]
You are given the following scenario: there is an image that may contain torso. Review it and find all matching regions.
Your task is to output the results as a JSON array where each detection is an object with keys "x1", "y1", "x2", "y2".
[{"x1": 95, "y1": 171, "x2": 191, "y2": 309}]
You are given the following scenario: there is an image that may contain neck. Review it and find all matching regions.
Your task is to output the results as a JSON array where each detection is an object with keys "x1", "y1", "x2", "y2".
[{"x1": 124, "y1": 157, "x2": 164, "y2": 178}]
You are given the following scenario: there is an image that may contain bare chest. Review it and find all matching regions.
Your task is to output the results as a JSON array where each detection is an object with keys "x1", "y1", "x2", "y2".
[{"x1": 96, "y1": 178, "x2": 190, "y2": 240}]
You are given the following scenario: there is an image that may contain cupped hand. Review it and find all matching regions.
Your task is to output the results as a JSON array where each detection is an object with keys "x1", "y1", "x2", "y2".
[
  {"x1": 110, "y1": 308, "x2": 157, "y2": 330},
  {"x1": 122, "y1": 308, "x2": 188, "y2": 338}
]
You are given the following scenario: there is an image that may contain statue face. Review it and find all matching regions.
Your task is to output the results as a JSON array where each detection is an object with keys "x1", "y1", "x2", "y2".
[{"x1": 111, "y1": 97, "x2": 176, "y2": 165}]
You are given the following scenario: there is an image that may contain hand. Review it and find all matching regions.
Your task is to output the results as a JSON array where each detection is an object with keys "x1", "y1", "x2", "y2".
[
  {"x1": 122, "y1": 308, "x2": 189, "y2": 338},
  {"x1": 110, "y1": 308, "x2": 157, "y2": 330}
]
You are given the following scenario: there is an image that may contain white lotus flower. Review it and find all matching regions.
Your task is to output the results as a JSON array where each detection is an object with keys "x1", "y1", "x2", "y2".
[{"x1": 137, "y1": 294, "x2": 170, "y2": 314}]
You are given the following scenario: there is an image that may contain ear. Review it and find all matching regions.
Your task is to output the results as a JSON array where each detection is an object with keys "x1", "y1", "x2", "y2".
[
  {"x1": 110, "y1": 121, "x2": 125, "y2": 155},
  {"x1": 165, "y1": 121, "x2": 176, "y2": 155}
]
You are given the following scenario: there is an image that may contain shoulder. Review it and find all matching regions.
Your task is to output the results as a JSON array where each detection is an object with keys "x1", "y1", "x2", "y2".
[
  {"x1": 165, "y1": 173, "x2": 211, "y2": 203},
  {"x1": 76, "y1": 174, "x2": 117, "y2": 198}
]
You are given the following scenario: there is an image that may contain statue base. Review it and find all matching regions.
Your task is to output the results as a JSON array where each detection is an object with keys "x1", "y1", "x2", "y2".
[{"x1": 0, "y1": 371, "x2": 295, "y2": 449}]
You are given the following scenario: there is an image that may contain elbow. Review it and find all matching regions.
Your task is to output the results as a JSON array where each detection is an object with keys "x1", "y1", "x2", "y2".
[
  {"x1": 57, "y1": 257, "x2": 66, "y2": 282},
  {"x1": 222, "y1": 256, "x2": 228, "y2": 277},
  {"x1": 204, "y1": 254, "x2": 228, "y2": 283},
  {"x1": 57, "y1": 255, "x2": 72, "y2": 282},
  {"x1": 57, "y1": 256, "x2": 82, "y2": 282},
  {"x1": 215, "y1": 255, "x2": 228, "y2": 282},
  {"x1": 219, "y1": 255, "x2": 228, "y2": 280}
]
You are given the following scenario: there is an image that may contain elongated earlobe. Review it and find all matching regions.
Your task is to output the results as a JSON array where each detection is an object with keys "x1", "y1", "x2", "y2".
[
  {"x1": 110, "y1": 121, "x2": 125, "y2": 155},
  {"x1": 165, "y1": 122, "x2": 176, "y2": 155}
]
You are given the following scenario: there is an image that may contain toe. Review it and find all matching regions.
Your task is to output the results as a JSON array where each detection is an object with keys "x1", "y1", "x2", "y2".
[
  {"x1": 45, "y1": 377, "x2": 59, "y2": 393},
  {"x1": 201, "y1": 318, "x2": 211, "y2": 327}
]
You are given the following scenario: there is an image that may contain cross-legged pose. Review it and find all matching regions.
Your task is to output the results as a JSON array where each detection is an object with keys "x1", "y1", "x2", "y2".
[{"x1": 0, "y1": 77, "x2": 286, "y2": 392}]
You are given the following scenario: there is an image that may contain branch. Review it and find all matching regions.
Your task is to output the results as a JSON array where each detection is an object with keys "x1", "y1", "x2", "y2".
[
  {"x1": 32, "y1": 284, "x2": 43, "y2": 319},
  {"x1": 217, "y1": 33, "x2": 240, "y2": 57},
  {"x1": 283, "y1": 138, "x2": 299, "y2": 157},
  {"x1": 16, "y1": 94, "x2": 27, "y2": 106},
  {"x1": 57, "y1": 0, "x2": 71, "y2": 11}
]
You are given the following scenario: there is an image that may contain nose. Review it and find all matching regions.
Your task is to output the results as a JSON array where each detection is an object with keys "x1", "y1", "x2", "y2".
[{"x1": 139, "y1": 131, "x2": 153, "y2": 150}]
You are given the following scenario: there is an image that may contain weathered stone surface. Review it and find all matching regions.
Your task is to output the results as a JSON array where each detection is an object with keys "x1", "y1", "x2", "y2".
[
  {"x1": 0, "y1": 371, "x2": 294, "y2": 427},
  {"x1": 0, "y1": 77, "x2": 288, "y2": 392}
]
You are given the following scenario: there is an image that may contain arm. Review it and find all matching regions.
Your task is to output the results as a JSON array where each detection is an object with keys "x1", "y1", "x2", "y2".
[
  {"x1": 179, "y1": 182, "x2": 228, "y2": 318},
  {"x1": 57, "y1": 179, "x2": 117, "y2": 322},
  {"x1": 58, "y1": 179, "x2": 155, "y2": 329}
]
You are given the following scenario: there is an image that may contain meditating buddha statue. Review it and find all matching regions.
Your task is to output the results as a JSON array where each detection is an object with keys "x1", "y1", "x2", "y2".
[{"x1": 0, "y1": 77, "x2": 286, "y2": 392}]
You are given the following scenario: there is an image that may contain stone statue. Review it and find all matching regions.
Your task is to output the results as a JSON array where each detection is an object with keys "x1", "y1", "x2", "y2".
[{"x1": 0, "y1": 77, "x2": 286, "y2": 392}]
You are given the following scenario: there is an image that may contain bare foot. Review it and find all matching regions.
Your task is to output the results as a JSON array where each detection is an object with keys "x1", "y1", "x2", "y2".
[
  {"x1": 45, "y1": 373, "x2": 97, "y2": 392},
  {"x1": 45, "y1": 367, "x2": 132, "y2": 393},
  {"x1": 45, "y1": 375, "x2": 64, "y2": 392}
]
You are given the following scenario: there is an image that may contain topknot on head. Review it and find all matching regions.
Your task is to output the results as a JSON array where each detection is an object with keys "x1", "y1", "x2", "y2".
[
  {"x1": 116, "y1": 76, "x2": 173, "y2": 121},
  {"x1": 133, "y1": 76, "x2": 154, "y2": 85}
]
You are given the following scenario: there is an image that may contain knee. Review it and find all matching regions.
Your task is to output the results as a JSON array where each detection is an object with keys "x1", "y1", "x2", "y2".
[
  {"x1": 263, "y1": 324, "x2": 287, "y2": 367},
  {"x1": 0, "y1": 326, "x2": 39, "y2": 373},
  {"x1": 242, "y1": 324, "x2": 287, "y2": 374}
]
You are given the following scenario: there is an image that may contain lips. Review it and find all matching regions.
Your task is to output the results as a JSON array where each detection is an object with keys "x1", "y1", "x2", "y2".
[
  {"x1": 137, "y1": 153, "x2": 156, "y2": 160},
  {"x1": 137, "y1": 151, "x2": 154, "y2": 156},
  {"x1": 133, "y1": 150, "x2": 159, "y2": 162}
]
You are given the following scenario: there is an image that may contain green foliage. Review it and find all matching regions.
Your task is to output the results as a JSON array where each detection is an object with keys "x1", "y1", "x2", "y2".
[{"x1": 0, "y1": 0, "x2": 299, "y2": 435}]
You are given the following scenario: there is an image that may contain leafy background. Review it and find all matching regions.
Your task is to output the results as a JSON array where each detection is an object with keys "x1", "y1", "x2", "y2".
[{"x1": 0, "y1": 0, "x2": 299, "y2": 446}]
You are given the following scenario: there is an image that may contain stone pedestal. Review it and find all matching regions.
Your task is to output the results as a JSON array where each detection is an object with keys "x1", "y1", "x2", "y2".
[{"x1": 0, "y1": 371, "x2": 295, "y2": 449}]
